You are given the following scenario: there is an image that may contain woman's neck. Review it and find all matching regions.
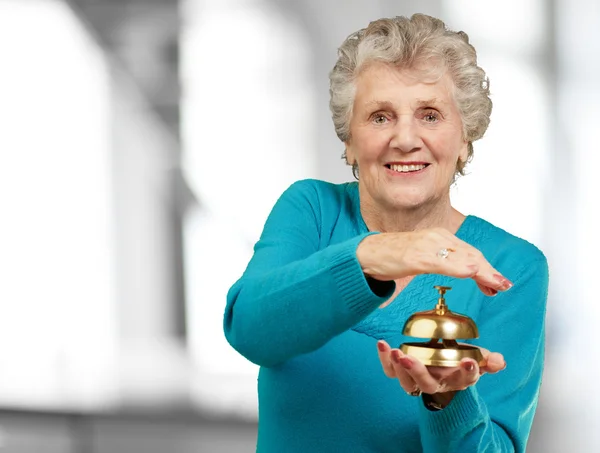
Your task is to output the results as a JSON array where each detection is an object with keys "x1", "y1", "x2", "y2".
[{"x1": 360, "y1": 196, "x2": 465, "y2": 234}]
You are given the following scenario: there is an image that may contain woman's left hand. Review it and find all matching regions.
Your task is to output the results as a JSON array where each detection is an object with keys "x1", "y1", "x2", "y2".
[{"x1": 376, "y1": 340, "x2": 506, "y2": 398}]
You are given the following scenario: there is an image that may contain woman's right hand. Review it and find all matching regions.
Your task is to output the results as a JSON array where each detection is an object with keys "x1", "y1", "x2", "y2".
[{"x1": 356, "y1": 229, "x2": 513, "y2": 296}]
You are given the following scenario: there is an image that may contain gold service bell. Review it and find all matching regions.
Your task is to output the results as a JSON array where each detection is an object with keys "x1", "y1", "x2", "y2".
[{"x1": 400, "y1": 285, "x2": 484, "y2": 367}]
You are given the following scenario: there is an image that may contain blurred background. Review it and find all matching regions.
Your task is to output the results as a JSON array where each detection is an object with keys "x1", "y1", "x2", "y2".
[{"x1": 0, "y1": 0, "x2": 597, "y2": 451}]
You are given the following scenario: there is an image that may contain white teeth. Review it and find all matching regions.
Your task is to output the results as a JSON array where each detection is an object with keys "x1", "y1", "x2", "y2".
[{"x1": 390, "y1": 164, "x2": 426, "y2": 173}]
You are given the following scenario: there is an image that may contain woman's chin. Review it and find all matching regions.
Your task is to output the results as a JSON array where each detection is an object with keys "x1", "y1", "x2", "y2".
[{"x1": 385, "y1": 194, "x2": 429, "y2": 211}]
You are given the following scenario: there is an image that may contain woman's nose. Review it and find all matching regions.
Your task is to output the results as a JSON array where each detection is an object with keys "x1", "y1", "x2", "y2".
[{"x1": 389, "y1": 117, "x2": 422, "y2": 153}]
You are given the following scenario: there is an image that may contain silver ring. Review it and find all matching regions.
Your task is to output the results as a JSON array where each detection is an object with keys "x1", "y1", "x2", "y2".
[
  {"x1": 437, "y1": 248, "x2": 450, "y2": 259},
  {"x1": 407, "y1": 386, "x2": 422, "y2": 397}
]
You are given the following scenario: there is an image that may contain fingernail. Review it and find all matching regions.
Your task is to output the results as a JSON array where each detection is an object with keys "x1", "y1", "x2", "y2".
[
  {"x1": 463, "y1": 361, "x2": 475, "y2": 372},
  {"x1": 493, "y1": 274, "x2": 513, "y2": 290},
  {"x1": 399, "y1": 357, "x2": 413, "y2": 370},
  {"x1": 377, "y1": 341, "x2": 386, "y2": 352},
  {"x1": 391, "y1": 350, "x2": 402, "y2": 363}
]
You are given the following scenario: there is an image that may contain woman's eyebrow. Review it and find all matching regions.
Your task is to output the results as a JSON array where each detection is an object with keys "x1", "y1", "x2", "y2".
[
  {"x1": 363, "y1": 98, "x2": 449, "y2": 109},
  {"x1": 414, "y1": 97, "x2": 448, "y2": 108},
  {"x1": 363, "y1": 100, "x2": 395, "y2": 110}
]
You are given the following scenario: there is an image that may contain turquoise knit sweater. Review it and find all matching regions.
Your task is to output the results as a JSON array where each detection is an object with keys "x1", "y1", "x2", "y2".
[{"x1": 224, "y1": 179, "x2": 548, "y2": 453}]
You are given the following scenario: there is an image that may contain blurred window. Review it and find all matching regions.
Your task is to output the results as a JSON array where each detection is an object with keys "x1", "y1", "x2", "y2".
[
  {"x1": 444, "y1": 0, "x2": 551, "y2": 246},
  {"x1": 0, "y1": 0, "x2": 115, "y2": 407},
  {"x1": 180, "y1": 0, "x2": 316, "y2": 418}
]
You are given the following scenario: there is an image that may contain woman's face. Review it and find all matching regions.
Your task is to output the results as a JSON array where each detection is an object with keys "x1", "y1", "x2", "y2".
[{"x1": 346, "y1": 62, "x2": 468, "y2": 212}]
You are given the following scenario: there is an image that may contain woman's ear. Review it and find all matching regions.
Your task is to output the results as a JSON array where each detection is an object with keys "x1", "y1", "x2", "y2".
[
  {"x1": 459, "y1": 140, "x2": 469, "y2": 163},
  {"x1": 344, "y1": 142, "x2": 356, "y2": 166}
]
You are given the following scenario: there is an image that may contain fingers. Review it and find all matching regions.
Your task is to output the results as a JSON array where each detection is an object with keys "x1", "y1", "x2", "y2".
[
  {"x1": 392, "y1": 353, "x2": 441, "y2": 394},
  {"x1": 480, "y1": 352, "x2": 506, "y2": 374},
  {"x1": 451, "y1": 247, "x2": 512, "y2": 294},
  {"x1": 376, "y1": 340, "x2": 397, "y2": 378},
  {"x1": 389, "y1": 353, "x2": 479, "y2": 394},
  {"x1": 377, "y1": 342, "x2": 507, "y2": 394},
  {"x1": 428, "y1": 359, "x2": 480, "y2": 392},
  {"x1": 472, "y1": 271, "x2": 513, "y2": 295},
  {"x1": 477, "y1": 282, "x2": 498, "y2": 297},
  {"x1": 455, "y1": 359, "x2": 481, "y2": 388},
  {"x1": 389, "y1": 349, "x2": 421, "y2": 392},
  {"x1": 377, "y1": 341, "x2": 418, "y2": 393},
  {"x1": 455, "y1": 344, "x2": 507, "y2": 375},
  {"x1": 433, "y1": 235, "x2": 513, "y2": 295}
]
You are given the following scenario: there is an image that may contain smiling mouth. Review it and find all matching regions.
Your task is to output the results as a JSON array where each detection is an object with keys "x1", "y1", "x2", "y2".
[{"x1": 385, "y1": 163, "x2": 430, "y2": 173}]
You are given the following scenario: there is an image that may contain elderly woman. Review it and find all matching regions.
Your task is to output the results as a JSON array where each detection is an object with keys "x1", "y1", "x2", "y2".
[{"x1": 224, "y1": 13, "x2": 548, "y2": 453}]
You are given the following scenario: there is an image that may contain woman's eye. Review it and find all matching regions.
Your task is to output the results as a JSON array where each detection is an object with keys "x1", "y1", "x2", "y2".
[
  {"x1": 373, "y1": 114, "x2": 388, "y2": 124},
  {"x1": 422, "y1": 110, "x2": 439, "y2": 123}
]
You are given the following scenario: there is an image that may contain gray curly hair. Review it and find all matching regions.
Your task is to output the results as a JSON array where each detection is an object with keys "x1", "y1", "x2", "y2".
[{"x1": 329, "y1": 14, "x2": 492, "y2": 177}]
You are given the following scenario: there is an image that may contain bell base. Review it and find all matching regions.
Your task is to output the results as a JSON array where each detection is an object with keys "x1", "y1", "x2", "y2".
[{"x1": 400, "y1": 342, "x2": 485, "y2": 367}]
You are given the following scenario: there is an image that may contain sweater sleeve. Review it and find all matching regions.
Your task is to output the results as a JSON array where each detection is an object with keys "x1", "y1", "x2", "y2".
[
  {"x1": 223, "y1": 180, "x2": 395, "y2": 367},
  {"x1": 418, "y1": 255, "x2": 549, "y2": 453}
]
